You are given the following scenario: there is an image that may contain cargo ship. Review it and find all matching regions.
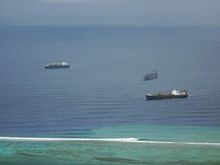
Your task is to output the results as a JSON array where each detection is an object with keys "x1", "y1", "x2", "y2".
[
  {"x1": 45, "y1": 62, "x2": 70, "y2": 69},
  {"x1": 145, "y1": 89, "x2": 188, "y2": 100},
  {"x1": 143, "y1": 71, "x2": 158, "y2": 80}
]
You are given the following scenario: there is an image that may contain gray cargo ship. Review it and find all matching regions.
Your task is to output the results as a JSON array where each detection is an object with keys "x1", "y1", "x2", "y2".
[
  {"x1": 146, "y1": 90, "x2": 188, "y2": 100},
  {"x1": 45, "y1": 62, "x2": 70, "y2": 69},
  {"x1": 143, "y1": 71, "x2": 158, "y2": 80}
]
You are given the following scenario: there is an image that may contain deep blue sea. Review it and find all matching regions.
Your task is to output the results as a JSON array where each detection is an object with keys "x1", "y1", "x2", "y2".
[{"x1": 0, "y1": 26, "x2": 220, "y2": 164}]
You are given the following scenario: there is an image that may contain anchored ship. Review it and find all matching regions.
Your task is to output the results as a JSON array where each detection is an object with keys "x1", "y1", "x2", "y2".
[
  {"x1": 45, "y1": 62, "x2": 70, "y2": 69},
  {"x1": 145, "y1": 89, "x2": 188, "y2": 100},
  {"x1": 143, "y1": 71, "x2": 158, "y2": 80}
]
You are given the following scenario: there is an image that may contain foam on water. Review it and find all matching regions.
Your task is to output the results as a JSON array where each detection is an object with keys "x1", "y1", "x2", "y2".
[
  {"x1": 1, "y1": 136, "x2": 220, "y2": 146},
  {"x1": 0, "y1": 136, "x2": 137, "y2": 142}
]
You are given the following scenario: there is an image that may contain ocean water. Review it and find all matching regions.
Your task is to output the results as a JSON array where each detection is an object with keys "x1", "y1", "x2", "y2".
[{"x1": 0, "y1": 26, "x2": 220, "y2": 164}]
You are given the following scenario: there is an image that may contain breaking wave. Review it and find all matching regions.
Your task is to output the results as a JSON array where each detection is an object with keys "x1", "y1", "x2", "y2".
[{"x1": 0, "y1": 136, "x2": 220, "y2": 146}]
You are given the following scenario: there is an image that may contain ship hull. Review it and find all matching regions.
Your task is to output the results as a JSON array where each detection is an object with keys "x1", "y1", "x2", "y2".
[
  {"x1": 45, "y1": 65, "x2": 70, "y2": 69},
  {"x1": 145, "y1": 94, "x2": 188, "y2": 100},
  {"x1": 144, "y1": 76, "x2": 157, "y2": 81}
]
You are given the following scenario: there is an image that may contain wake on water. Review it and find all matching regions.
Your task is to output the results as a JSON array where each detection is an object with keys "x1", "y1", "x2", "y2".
[{"x1": 0, "y1": 137, "x2": 220, "y2": 146}]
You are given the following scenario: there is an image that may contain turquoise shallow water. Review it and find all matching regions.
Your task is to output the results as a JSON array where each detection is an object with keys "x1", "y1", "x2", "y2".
[
  {"x1": 1, "y1": 125, "x2": 220, "y2": 165},
  {"x1": 1, "y1": 140, "x2": 220, "y2": 165}
]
